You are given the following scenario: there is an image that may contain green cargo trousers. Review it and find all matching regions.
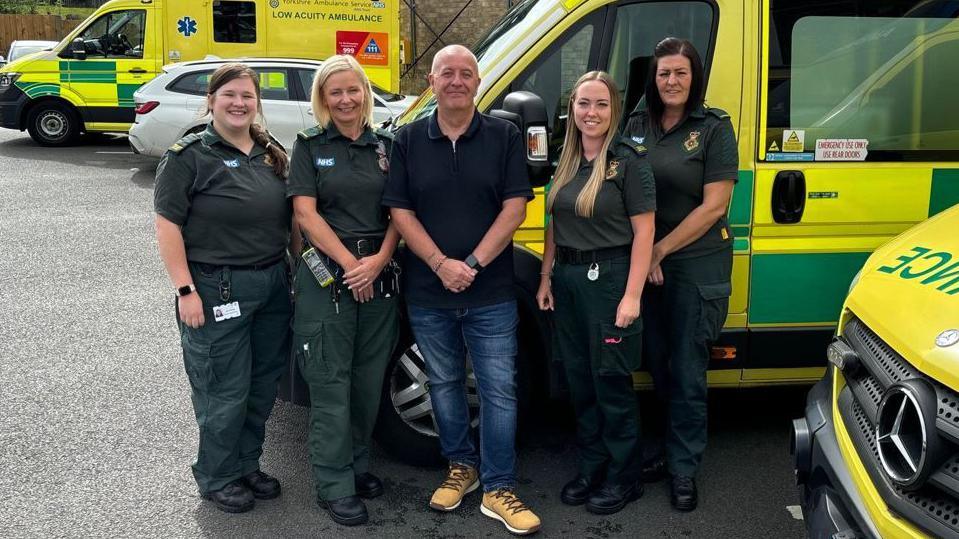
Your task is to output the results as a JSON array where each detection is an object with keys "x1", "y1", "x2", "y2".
[
  {"x1": 642, "y1": 247, "x2": 732, "y2": 477},
  {"x1": 292, "y1": 261, "x2": 399, "y2": 501},
  {"x1": 179, "y1": 261, "x2": 292, "y2": 495},
  {"x1": 552, "y1": 256, "x2": 643, "y2": 486}
]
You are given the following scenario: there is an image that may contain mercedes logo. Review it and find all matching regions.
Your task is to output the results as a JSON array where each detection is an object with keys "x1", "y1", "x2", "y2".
[
  {"x1": 937, "y1": 329, "x2": 959, "y2": 348},
  {"x1": 876, "y1": 380, "x2": 945, "y2": 490}
]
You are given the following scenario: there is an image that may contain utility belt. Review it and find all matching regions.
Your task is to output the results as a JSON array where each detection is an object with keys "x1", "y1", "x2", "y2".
[
  {"x1": 300, "y1": 235, "x2": 400, "y2": 312},
  {"x1": 555, "y1": 245, "x2": 631, "y2": 265}
]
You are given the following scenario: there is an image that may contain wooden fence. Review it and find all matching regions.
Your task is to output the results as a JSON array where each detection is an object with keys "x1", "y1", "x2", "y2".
[{"x1": 0, "y1": 15, "x2": 82, "y2": 59}]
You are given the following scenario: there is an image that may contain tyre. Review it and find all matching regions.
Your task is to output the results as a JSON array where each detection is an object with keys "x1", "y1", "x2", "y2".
[
  {"x1": 373, "y1": 322, "x2": 480, "y2": 467},
  {"x1": 26, "y1": 101, "x2": 81, "y2": 146}
]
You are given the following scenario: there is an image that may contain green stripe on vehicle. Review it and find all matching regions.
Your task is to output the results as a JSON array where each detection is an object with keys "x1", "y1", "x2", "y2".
[
  {"x1": 733, "y1": 238, "x2": 749, "y2": 252},
  {"x1": 728, "y1": 170, "x2": 753, "y2": 225},
  {"x1": 117, "y1": 83, "x2": 141, "y2": 107},
  {"x1": 929, "y1": 169, "x2": 959, "y2": 217},
  {"x1": 58, "y1": 61, "x2": 117, "y2": 71},
  {"x1": 749, "y1": 252, "x2": 869, "y2": 324},
  {"x1": 61, "y1": 73, "x2": 117, "y2": 83},
  {"x1": 15, "y1": 82, "x2": 60, "y2": 98},
  {"x1": 731, "y1": 226, "x2": 749, "y2": 237}
]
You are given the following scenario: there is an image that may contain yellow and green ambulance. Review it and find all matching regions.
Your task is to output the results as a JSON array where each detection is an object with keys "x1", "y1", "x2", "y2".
[
  {"x1": 0, "y1": 0, "x2": 400, "y2": 146},
  {"x1": 362, "y1": 0, "x2": 959, "y2": 486}
]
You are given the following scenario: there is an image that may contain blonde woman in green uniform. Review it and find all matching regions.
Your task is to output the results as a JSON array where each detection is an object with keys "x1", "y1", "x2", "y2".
[
  {"x1": 536, "y1": 71, "x2": 656, "y2": 515},
  {"x1": 624, "y1": 37, "x2": 738, "y2": 512},
  {"x1": 287, "y1": 54, "x2": 400, "y2": 526},
  {"x1": 155, "y1": 63, "x2": 292, "y2": 514}
]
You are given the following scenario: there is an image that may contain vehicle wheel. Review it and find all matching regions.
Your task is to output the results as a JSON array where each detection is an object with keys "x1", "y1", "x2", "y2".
[
  {"x1": 374, "y1": 323, "x2": 481, "y2": 467},
  {"x1": 26, "y1": 101, "x2": 81, "y2": 146}
]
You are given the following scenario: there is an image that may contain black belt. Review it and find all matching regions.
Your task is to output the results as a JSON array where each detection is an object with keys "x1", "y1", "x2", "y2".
[
  {"x1": 341, "y1": 236, "x2": 383, "y2": 257},
  {"x1": 193, "y1": 256, "x2": 286, "y2": 272},
  {"x1": 555, "y1": 245, "x2": 631, "y2": 265}
]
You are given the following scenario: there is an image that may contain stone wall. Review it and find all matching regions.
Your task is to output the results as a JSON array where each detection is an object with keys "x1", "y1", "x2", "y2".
[{"x1": 398, "y1": 0, "x2": 511, "y2": 95}]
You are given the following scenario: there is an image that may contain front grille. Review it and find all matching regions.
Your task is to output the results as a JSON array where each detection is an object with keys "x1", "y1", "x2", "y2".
[{"x1": 839, "y1": 316, "x2": 959, "y2": 537}]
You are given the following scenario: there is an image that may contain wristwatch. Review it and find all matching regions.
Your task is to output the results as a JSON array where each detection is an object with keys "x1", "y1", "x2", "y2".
[
  {"x1": 465, "y1": 254, "x2": 484, "y2": 273},
  {"x1": 175, "y1": 284, "x2": 196, "y2": 297}
]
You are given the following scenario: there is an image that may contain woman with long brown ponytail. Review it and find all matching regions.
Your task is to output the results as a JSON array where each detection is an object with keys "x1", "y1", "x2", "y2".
[
  {"x1": 154, "y1": 63, "x2": 292, "y2": 514},
  {"x1": 536, "y1": 71, "x2": 656, "y2": 515}
]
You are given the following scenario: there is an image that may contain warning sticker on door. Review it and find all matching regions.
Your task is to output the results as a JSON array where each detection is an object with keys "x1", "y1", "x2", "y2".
[
  {"x1": 768, "y1": 140, "x2": 780, "y2": 152},
  {"x1": 815, "y1": 139, "x2": 869, "y2": 161},
  {"x1": 336, "y1": 31, "x2": 389, "y2": 66},
  {"x1": 782, "y1": 129, "x2": 805, "y2": 152}
]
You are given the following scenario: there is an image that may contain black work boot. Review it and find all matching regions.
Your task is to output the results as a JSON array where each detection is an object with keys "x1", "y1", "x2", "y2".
[
  {"x1": 670, "y1": 475, "x2": 698, "y2": 512},
  {"x1": 241, "y1": 470, "x2": 281, "y2": 500},
  {"x1": 585, "y1": 481, "x2": 644, "y2": 515},
  {"x1": 560, "y1": 475, "x2": 599, "y2": 506},
  {"x1": 201, "y1": 481, "x2": 255, "y2": 513},
  {"x1": 321, "y1": 495, "x2": 369, "y2": 526},
  {"x1": 355, "y1": 472, "x2": 384, "y2": 499},
  {"x1": 640, "y1": 455, "x2": 668, "y2": 482}
]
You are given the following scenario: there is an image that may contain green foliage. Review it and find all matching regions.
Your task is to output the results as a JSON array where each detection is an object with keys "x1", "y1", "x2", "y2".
[{"x1": 0, "y1": 0, "x2": 95, "y2": 15}]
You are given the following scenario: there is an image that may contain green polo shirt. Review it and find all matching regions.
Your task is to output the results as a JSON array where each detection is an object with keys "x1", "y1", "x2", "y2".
[
  {"x1": 624, "y1": 104, "x2": 738, "y2": 260},
  {"x1": 153, "y1": 124, "x2": 291, "y2": 266},
  {"x1": 551, "y1": 136, "x2": 657, "y2": 251},
  {"x1": 286, "y1": 123, "x2": 393, "y2": 239}
]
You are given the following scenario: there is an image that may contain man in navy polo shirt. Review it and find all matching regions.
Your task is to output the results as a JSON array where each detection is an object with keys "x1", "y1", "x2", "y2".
[{"x1": 383, "y1": 44, "x2": 540, "y2": 535}]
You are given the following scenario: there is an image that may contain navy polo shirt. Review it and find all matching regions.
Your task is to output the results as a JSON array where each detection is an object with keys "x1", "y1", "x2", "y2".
[{"x1": 383, "y1": 110, "x2": 533, "y2": 308}]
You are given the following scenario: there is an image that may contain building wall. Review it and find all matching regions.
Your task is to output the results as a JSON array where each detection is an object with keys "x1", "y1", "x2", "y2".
[{"x1": 398, "y1": 0, "x2": 511, "y2": 95}]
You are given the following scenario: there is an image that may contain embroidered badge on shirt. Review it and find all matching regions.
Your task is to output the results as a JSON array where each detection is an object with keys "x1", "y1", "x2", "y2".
[
  {"x1": 606, "y1": 159, "x2": 620, "y2": 179},
  {"x1": 223, "y1": 159, "x2": 239, "y2": 168},
  {"x1": 375, "y1": 141, "x2": 389, "y2": 173},
  {"x1": 683, "y1": 131, "x2": 701, "y2": 152},
  {"x1": 316, "y1": 157, "x2": 335, "y2": 167}
]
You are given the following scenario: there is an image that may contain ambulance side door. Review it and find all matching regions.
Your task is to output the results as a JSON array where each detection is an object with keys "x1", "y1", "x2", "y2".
[{"x1": 748, "y1": 0, "x2": 959, "y2": 377}]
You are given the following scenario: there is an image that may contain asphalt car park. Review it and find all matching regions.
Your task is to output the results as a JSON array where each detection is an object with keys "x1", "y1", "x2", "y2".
[{"x1": 0, "y1": 129, "x2": 807, "y2": 537}]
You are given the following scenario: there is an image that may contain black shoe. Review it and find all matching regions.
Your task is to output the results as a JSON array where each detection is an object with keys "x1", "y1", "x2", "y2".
[
  {"x1": 585, "y1": 481, "x2": 644, "y2": 515},
  {"x1": 670, "y1": 475, "x2": 698, "y2": 512},
  {"x1": 355, "y1": 472, "x2": 384, "y2": 499},
  {"x1": 201, "y1": 481, "x2": 255, "y2": 513},
  {"x1": 241, "y1": 470, "x2": 281, "y2": 500},
  {"x1": 560, "y1": 475, "x2": 598, "y2": 506},
  {"x1": 321, "y1": 495, "x2": 369, "y2": 526},
  {"x1": 640, "y1": 456, "x2": 668, "y2": 483}
]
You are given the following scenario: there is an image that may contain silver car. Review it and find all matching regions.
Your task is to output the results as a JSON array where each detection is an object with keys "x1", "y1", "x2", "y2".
[{"x1": 129, "y1": 57, "x2": 418, "y2": 157}]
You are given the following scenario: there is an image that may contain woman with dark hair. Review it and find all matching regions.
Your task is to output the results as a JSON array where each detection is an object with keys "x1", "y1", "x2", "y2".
[
  {"x1": 287, "y1": 54, "x2": 400, "y2": 527},
  {"x1": 537, "y1": 71, "x2": 655, "y2": 515},
  {"x1": 623, "y1": 37, "x2": 738, "y2": 512},
  {"x1": 154, "y1": 63, "x2": 292, "y2": 513}
]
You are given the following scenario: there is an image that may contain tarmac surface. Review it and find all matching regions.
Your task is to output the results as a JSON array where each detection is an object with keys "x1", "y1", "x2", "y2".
[{"x1": 0, "y1": 130, "x2": 807, "y2": 537}]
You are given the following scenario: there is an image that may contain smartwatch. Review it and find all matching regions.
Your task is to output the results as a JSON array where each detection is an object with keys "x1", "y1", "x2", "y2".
[
  {"x1": 465, "y1": 254, "x2": 484, "y2": 273},
  {"x1": 175, "y1": 284, "x2": 196, "y2": 297}
]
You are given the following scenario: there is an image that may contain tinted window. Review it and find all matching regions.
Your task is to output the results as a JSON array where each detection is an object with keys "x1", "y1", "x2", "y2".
[
  {"x1": 77, "y1": 9, "x2": 146, "y2": 58},
  {"x1": 169, "y1": 70, "x2": 212, "y2": 95},
  {"x1": 295, "y1": 68, "x2": 388, "y2": 109},
  {"x1": 213, "y1": 1, "x2": 257, "y2": 44},
  {"x1": 258, "y1": 70, "x2": 290, "y2": 101},
  {"x1": 608, "y1": 1, "x2": 714, "y2": 115},
  {"x1": 765, "y1": 0, "x2": 959, "y2": 161}
]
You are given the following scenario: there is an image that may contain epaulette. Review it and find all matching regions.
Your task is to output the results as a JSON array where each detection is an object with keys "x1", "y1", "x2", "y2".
[
  {"x1": 705, "y1": 106, "x2": 731, "y2": 120},
  {"x1": 169, "y1": 133, "x2": 202, "y2": 154},
  {"x1": 297, "y1": 125, "x2": 325, "y2": 140},
  {"x1": 616, "y1": 136, "x2": 647, "y2": 157},
  {"x1": 374, "y1": 127, "x2": 395, "y2": 141}
]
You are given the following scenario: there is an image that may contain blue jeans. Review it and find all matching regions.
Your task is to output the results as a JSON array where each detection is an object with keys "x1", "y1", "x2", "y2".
[{"x1": 407, "y1": 300, "x2": 518, "y2": 491}]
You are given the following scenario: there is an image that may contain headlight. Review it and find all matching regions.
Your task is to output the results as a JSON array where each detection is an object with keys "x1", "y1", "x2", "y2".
[{"x1": 0, "y1": 72, "x2": 21, "y2": 91}]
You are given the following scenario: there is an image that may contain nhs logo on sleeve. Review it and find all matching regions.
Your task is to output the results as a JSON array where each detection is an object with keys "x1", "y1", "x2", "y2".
[
  {"x1": 316, "y1": 157, "x2": 335, "y2": 167},
  {"x1": 223, "y1": 159, "x2": 240, "y2": 168}
]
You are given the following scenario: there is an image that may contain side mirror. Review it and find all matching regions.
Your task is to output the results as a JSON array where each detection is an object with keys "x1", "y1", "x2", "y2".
[
  {"x1": 70, "y1": 38, "x2": 86, "y2": 60},
  {"x1": 490, "y1": 91, "x2": 553, "y2": 187}
]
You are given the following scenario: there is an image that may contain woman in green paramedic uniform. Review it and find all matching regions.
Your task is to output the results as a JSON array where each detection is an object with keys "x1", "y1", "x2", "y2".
[
  {"x1": 536, "y1": 71, "x2": 656, "y2": 516},
  {"x1": 287, "y1": 54, "x2": 400, "y2": 527},
  {"x1": 624, "y1": 37, "x2": 738, "y2": 512},
  {"x1": 154, "y1": 63, "x2": 292, "y2": 514}
]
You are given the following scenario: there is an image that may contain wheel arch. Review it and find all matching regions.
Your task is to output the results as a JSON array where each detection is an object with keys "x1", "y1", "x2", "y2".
[{"x1": 20, "y1": 95, "x2": 84, "y2": 131}]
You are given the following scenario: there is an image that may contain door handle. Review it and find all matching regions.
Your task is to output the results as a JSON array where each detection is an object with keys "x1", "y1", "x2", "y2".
[
  {"x1": 772, "y1": 170, "x2": 806, "y2": 224},
  {"x1": 128, "y1": 68, "x2": 147, "y2": 74}
]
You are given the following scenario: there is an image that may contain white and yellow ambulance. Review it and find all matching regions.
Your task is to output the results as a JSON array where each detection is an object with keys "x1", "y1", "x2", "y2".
[{"x1": 0, "y1": 0, "x2": 400, "y2": 145}]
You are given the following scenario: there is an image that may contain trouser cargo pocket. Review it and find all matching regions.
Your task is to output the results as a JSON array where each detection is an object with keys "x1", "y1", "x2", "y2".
[
  {"x1": 294, "y1": 324, "x2": 329, "y2": 384},
  {"x1": 696, "y1": 282, "x2": 731, "y2": 344},
  {"x1": 598, "y1": 320, "x2": 643, "y2": 376}
]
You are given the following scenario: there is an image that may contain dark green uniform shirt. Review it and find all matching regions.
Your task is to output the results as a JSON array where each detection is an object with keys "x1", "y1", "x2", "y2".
[
  {"x1": 624, "y1": 104, "x2": 738, "y2": 259},
  {"x1": 552, "y1": 136, "x2": 657, "y2": 251},
  {"x1": 286, "y1": 123, "x2": 393, "y2": 239},
  {"x1": 153, "y1": 124, "x2": 291, "y2": 266}
]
